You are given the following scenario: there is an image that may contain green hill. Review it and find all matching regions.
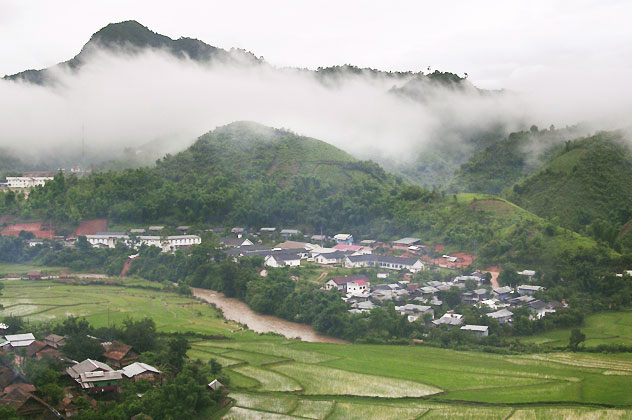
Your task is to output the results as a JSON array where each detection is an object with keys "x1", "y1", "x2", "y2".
[
  {"x1": 3, "y1": 121, "x2": 614, "y2": 272},
  {"x1": 506, "y1": 132, "x2": 632, "y2": 250},
  {"x1": 156, "y1": 121, "x2": 379, "y2": 187}
]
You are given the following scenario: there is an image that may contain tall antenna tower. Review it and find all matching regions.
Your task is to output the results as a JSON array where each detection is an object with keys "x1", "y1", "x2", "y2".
[{"x1": 81, "y1": 124, "x2": 86, "y2": 161}]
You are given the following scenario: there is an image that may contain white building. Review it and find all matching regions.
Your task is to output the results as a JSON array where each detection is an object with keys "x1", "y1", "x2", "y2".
[
  {"x1": 264, "y1": 254, "x2": 301, "y2": 268},
  {"x1": 86, "y1": 232, "x2": 129, "y2": 248},
  {"x1": 86, "y1": 233, "x2": 201, "y2": 252},
  {"x1": 6, "y1": 176, "x2": 54, "y2": 188},
  {"x1": 344, "y1": 254, "x2": 425, "y2": 273},
  {"x1": 137, "y1": 235, "x2": 201, "y2": 252},
  {"x1": 460, "y1": 325, "x2": 489, "y2": 337},
  {"x1": 346, "y1": 280, "x2": 369, "y2": 295}
]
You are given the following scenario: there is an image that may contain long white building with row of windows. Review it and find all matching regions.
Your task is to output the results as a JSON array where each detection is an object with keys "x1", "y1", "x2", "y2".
[
  {"x1": 85, "y1": 232, "x2": 201, "y2": 252},
  {"x1": 5, "y1": 176, "x2": 54, "y2": 188}
]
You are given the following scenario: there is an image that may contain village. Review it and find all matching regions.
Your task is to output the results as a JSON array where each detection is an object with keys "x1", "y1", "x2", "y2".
[
  {"x1": 214, "y1": 229, "x2": 568, "y2": 336},
  {"x1": 0, "y1": 218, "x2": 568, "y2": 335},
  {"x1": 0, "y1": 327, "x2": 224, "y2": 419}
]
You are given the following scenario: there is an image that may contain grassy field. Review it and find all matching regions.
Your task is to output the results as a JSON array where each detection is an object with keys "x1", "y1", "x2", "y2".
[
  {"x1": 520, "y1": 311, "x2": 632, "y2": 348},
  {"x1": 0, "y1": 263, "x2": 67, "y2": 276},
  {"x1": 3, "y1": 279, "x2": 632, "y2": 419},
  {"x1": 0, "y1": 279, "x2": 259, "y2": 338}
]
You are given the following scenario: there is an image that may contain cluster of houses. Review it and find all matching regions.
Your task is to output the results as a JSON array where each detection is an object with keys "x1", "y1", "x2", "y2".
[
  {"x1": 221, "y1": 234, "x2": 427, "y2": 273},
  {"x1": 322, "y1": 269, "x2": 565, "y2": 337},
  {"x1": 0, "y1": 332, "x2": 166, "y2": 418},
  {"x1": 220, "y1": 230, "x2": 479, "y2": 272},
  {"x1": 86, "y1": 226, "x2": 201, "y2": 253}
]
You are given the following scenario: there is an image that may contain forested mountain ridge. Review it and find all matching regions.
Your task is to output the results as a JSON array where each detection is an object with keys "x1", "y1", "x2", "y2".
[
  {"x1": 4, "y1": 20, "x2": 261, "y2": 84},
  {"x1": 3, "y1": 19, "x2": 517, "y2": 187}
]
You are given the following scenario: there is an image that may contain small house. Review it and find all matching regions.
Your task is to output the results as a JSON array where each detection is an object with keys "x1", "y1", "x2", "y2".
[
  {"x1": 102, "y1": 342, "x2": 139, "y2": 369},
  {"x1": 3, "y1": 334, "x2": 36, "y2": 349},
  {"x1": 264, "y1": 254, "x2": 301, "y2": 268},
  {"x1": 325, "y1": 275, "x2": 369, "y2": 292},
  {"x1": 486, "y1": 308, "x2": 513, "y2": 325},
  {"x1": 208, "y1": 379, "x2": 223, "y2": 391},
  {"x1": 517, "y1": 285, "x2": 544, "y2": 296},
  {"x1": 280, "y1": 229, "x2": 301, "y2": 239},
  {"x1": 492, "y1": 286, "x2": 514, "y2": 302},
  {"x1": 0, "y1": 387, "x2": 57, "y2": 419},
  {"x1": 460, "y1": 325, "x2": 489, "y2": 337},
  {"x1": 333, "y1": 234, "x2": 354, "y2": 245},
  {"x1": 43, "y1": 334, "x2": 65, "y2": 348},
  {"x1": 26, "y1": 271, "x2": 43, "y2": 280},
  {"x1": 314, "y1": 251, "x2": 347, "y2": 265},
  {"x1": 392, "y1": 237, "x2": 422, "y2": 250},
  {"x1": 220, "y1": 237, "x2": 254, "y2": 248},
  {"x1": 67, "y1": 359, "x2": 121, "y2": 392},
  {"x1": 121, "y1": 362, "x2": 162, "y2": 383}
]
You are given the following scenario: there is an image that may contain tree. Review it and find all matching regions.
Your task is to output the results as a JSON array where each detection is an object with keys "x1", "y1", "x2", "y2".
[
  {"x1": 167, "y1": 336, "x2": 190, "y2": 370},
  {"x1": 498, "y1": 264, "x2": 520, "y2": 287},
  {"x1": 62, "y1": 335, "x2": 105, "y2": 361},
  {"x1": 2, "y1": 315, "x2": 25, "y2": 334},
  {"x1": 122, "y1": 317, "x2": 157, "y2": 352},
  {"x1": 569, "y1": 328, "x2": 586, "y2": 351}
]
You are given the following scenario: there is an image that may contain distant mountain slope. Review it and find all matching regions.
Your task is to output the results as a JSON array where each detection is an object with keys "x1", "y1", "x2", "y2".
[
  {"x1": 506, "y1": 132, "x2": 632, "y2": 236},
  {"x1": 3, "y1": 19, "x2": 519, "y2": 188},
  {"x1": 448, "y1": 127, "x2": 586, "y2": 194},
  {"x1": 4, "y1": 20, "x2": 260, "y2": 84}
]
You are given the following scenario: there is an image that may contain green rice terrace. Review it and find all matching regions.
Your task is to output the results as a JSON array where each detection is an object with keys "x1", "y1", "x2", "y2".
[{"x1": 2, "y1": 278, "x2": 632, "y2": 419}]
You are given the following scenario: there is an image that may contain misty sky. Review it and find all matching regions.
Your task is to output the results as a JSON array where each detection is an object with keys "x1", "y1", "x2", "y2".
[{"x1": 2, "y1": 0, "x2": 632, "y2": 89}]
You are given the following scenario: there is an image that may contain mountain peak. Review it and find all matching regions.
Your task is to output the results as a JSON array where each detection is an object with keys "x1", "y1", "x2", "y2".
[{"x1": 4, "y1": 20, "x2": 260, "y2": 84}]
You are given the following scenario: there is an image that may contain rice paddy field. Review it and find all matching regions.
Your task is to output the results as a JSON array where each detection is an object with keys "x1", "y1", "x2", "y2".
[
  {"x1": 520, "y1": 311, "x2": 632, "y2": 348},
  {"x1": 2, "y1": 279, "x2": 632, "y2": 419}
]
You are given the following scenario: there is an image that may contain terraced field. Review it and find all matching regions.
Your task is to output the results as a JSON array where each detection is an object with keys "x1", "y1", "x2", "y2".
[
  {"x1": 3, "y1": 279, "x2": 632, "y2": 419},
  {"x1": 520, "y1": 311, "x2": 632, "y2": 348}
]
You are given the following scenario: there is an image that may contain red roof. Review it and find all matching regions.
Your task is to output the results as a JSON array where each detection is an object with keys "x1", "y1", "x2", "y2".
[
  {"x1": 352, "y1": 280, "x2": 368, "y2": 286},
  {"x1": 75, "y1": 219, "x2": 108, "y2": 236},
  {"x1": 102, "y1": 342, "x2": 135, "y2": 361},
  {"x1": 329, "y1": 275, "x2": 369, "y2": 285},
  {"x1": 333, "y1": 244, "x2": 364, "y2": 252}
]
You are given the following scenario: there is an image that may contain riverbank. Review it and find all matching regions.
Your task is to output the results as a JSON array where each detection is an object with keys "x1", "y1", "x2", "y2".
[{"x1": 192, "y1": 287, "x2": 348, "y2": 344}]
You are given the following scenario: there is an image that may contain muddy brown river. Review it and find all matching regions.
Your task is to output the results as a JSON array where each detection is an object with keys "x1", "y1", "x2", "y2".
[{"x1": 192, "y1": 288, "x2": 347, "y2": 344}]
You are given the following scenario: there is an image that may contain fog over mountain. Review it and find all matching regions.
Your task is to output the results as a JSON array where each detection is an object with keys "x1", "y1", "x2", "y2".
[{"x1": 1, "y1": 21, "x2": 630, "y2": 177}]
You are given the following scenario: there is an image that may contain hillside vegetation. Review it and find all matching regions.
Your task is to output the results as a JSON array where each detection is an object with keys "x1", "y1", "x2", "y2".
[
  {"x1": 448, "y1": 126, "x2": 587, "y2": 195},
  {"x1": 0, "y1": 121, "x2": 617, "y2": 276},
  {"x1": 506, "y1": 132, "x2": 632, "y2": 251}
]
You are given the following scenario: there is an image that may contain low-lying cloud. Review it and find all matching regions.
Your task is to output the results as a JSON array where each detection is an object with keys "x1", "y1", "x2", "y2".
[{"x1": 0, "y1": 45, "x2": 630, "y2": 169}]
